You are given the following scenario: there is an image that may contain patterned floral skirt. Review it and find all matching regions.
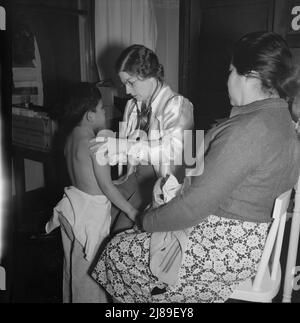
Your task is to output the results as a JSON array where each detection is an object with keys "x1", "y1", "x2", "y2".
[{"x1": 92, "y1": 215, "x2": 270, "y2": 303}]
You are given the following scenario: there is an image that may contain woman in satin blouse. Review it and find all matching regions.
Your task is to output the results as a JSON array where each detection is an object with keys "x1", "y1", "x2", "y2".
[{"x1": 93, "y1": 44, "x2": 194, "y2": 233}]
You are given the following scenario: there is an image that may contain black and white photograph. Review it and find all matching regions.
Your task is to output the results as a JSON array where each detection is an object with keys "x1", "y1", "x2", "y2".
[{"x1": 0, "y1": 0, "x2": 300, "y2": 306}]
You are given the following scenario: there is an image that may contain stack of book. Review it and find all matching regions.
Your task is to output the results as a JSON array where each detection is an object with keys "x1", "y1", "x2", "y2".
[{"x1": 12, "y1": 107, "x2": 57, "y2": 152}]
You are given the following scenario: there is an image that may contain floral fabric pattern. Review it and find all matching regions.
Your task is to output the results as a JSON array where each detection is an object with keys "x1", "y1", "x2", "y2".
[{"x1": 92, "y1": 215, "x2": 269, "y2": 303}]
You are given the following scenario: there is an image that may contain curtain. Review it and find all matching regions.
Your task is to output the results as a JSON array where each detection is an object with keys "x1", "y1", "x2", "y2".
[{"x1": 95, "y1": 0, "x2": 158, "y2": 82}]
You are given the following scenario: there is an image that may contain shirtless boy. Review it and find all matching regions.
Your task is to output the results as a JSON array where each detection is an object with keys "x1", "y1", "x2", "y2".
[{"x1": 46, "y1": 83, "x2": 137, "y2": 303}]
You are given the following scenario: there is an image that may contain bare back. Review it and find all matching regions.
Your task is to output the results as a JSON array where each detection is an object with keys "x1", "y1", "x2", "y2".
[{"x1": 64, "y1": 127, "x2": 104, "y2": 196}]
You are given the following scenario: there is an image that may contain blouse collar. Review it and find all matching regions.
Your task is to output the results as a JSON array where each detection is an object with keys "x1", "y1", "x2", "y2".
[
  {"x1": 230, "y1": 98, "x2": 288, "y2": 118},
  {"x1": 132, "y1": 83, "x2": 169, "y2": 115}
]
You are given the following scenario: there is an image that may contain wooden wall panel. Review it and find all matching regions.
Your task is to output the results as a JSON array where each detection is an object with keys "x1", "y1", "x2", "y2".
[{"x1": 179, "y1": 0, "x2": 283, "y2": 131}]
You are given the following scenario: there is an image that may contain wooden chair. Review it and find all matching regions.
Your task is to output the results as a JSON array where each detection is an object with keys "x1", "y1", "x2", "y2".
[
  {"x1": 231, "y1": 189, "x2": 293, "y2": 302},
  {"x1": 282, "y1": 176, "x2": 300, "y2": 302}
]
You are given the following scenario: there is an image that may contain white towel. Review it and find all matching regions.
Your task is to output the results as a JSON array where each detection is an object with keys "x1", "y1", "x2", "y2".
[
  {"x1": 150, "y1": 175, "x2": 191, "y2": 286},
  {"x1": 152, "y1": 174, "x2": 183, "y2": 207},
  {"x1": 46, "y1": 186, "x2": 111, "y2": 261}
]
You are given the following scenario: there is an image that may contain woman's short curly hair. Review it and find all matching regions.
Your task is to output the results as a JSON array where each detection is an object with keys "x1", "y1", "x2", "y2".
[{"x1": 115, "y1": 44, "x2": 164, "y2": 82}]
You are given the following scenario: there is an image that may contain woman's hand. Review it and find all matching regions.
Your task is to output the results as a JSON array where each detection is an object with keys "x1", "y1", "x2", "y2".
[
  {"x1": 89, "y1": 136, "x2": 108, "y2": 154},
  {"x1": 90, "y1": 136, "x2": 126, "y2": 166},
  {"x1": 89, "y1": 137, "x2": 110, "y2": 166}
]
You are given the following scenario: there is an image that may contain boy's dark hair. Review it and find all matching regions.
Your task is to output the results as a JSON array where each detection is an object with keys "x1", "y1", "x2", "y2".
[{"x1": 61, "y1": 82, "x2": 102, "y2": 132}]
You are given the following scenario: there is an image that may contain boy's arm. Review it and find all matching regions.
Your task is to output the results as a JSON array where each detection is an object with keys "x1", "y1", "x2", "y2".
[{"x1": 91, "y1": 152, "x2": 138, "y2": 222}]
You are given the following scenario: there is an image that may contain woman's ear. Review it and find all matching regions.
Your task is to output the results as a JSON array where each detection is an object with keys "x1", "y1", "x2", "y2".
[
  {"x1": 245, "y1": 71, "x2": 262, "y2": 88},
  {"x1": 245, "y1": 70, "x2": 260, "y2": 80}
]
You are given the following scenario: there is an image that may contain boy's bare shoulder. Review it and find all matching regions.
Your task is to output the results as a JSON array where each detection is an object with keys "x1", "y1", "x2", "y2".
[
  {"x1": 67, "y1": 128, "x2": 94, "y2": 160},
  {"x1": 76, "y1": 137, "x2": 93, "y2": 157}
]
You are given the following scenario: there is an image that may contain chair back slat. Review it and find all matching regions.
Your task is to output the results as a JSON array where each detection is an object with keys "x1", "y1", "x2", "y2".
[
  {"x1": 252, "y1": 189, "x2": 292, "y2": 291},
  {"x1": 271, "y1": 190, "x2": 292, "y2": 222},
  {"x1": 271, "y1": 211, "x2": 287, "y2": 280},
  {"x1": 283, "y1": 175, "x2": 300, "y2": 302}
]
